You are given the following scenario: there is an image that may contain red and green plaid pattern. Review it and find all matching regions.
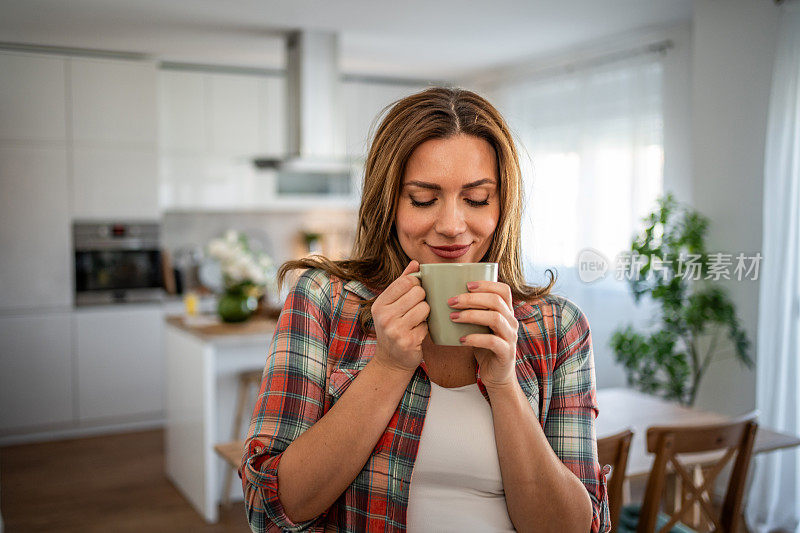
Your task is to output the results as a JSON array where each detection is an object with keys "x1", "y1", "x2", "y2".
[{"x1": 240, "y1": 268, "x2": 611, "y2": 532}]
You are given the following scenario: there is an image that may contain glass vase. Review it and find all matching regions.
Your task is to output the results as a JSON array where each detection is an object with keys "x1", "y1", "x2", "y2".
[{"x1": 217, "y1": 289, "x2": 258, "y2": 323}]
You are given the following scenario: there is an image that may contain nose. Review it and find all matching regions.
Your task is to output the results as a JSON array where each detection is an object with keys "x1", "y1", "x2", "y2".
[{"x1": 434, "y1": 197, "x2": 467, "y2": 238}]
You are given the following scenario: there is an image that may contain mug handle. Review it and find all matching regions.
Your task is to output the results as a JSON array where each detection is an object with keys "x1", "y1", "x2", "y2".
[{"x1": 408, "y1": 272, "x2": 422, "y2": 279}]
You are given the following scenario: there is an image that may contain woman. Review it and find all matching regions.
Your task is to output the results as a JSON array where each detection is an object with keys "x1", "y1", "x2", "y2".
[{"x1": 240, "y1": 87, "x2": 611, "y2": 532}]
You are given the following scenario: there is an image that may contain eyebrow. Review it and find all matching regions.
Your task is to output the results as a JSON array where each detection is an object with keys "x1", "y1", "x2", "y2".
[{"x1": 404, "y1": 178, "x2": 496, "y2": 191}]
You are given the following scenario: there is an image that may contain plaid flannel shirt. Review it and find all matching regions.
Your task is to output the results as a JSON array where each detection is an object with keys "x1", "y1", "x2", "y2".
[{"x1": 240, "y1": 267, "x2": 611, "y2": 532}]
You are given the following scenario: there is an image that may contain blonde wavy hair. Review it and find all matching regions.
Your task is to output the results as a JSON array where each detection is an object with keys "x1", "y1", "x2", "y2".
[{"x1": 277, "y1": 86, "x2": 556, "y2": 332}]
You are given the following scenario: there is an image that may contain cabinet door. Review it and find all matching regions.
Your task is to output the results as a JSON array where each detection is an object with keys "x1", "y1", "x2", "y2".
[
  {"x1": 69, "y1": 57, "x2": 157, "y2": 147},
  {"x1": 207, "y1": 72, "x2": 261, "y2": 157},
  {"x1": 71, "y1": 146, "x2": 159, "y2": 219},
  {"x1": 74, "y1": 305, "x2": 164, "y2": 422},
  {"x1": 0, "y1": 145, "x2": 71, "y2": 311},
  {"x1": 0, "y1": 313, "x2": 74, "y2": 432},
  {"x1": 158, "y1": 70, "x2": 206, "y2": 153},
  {"x1": 0, "y1": 52, "x2": 67, "y2": 143},
  {"x1": 257, "y1": 75, "x2": 286, "y2": 157}
]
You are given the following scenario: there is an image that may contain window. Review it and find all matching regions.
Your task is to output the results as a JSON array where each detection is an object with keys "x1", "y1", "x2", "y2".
[
  {"x1": 492, "y1": 54, "x2": 664, "y2": 287},
  {"x1": 484, "y1": 51, "x2": 668, "y2": 388}
]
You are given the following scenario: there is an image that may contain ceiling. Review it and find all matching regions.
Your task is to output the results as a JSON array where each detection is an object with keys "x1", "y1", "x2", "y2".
[{"x1": 0, "y1": 0, "x2": 693, "y2": 79}]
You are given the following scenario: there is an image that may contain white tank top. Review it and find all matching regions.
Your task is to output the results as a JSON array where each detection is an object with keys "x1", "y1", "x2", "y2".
[{"x1": 406, "y1": 381, "x2": 516, "y2": 532}]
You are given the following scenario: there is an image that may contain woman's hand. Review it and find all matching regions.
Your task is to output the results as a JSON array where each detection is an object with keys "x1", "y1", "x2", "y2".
[
  {"x1": 371, "y1": 260, "x2": 430, "y2": 375},
  {"x1": 449, "y1": 280, "x2": 519, "y2": 391}
]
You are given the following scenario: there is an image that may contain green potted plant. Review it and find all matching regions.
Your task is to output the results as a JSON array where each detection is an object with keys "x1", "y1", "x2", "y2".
[
  {"x1": 610, "y1": 193, "x2": 753, "y2": 406},
  {"x1": 205, "y1": 230, "x2": 278, "y2": 323}
]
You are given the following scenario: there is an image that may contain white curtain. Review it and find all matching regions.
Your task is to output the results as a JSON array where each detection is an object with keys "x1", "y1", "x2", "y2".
[
  {"x1": 488, "y1": 51, "x2": 666, "y2": 388},
  {"x1": 746, "y1": 2, "x2": 800, "y2": 532},
  {"x1": 493, "y1": 55, "x2": 664, "y2": 273}
]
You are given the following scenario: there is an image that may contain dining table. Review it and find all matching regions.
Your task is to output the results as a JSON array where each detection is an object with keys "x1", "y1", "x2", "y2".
[{"x1": 595, "y1": 387, "x2": 800, "y2": 528}]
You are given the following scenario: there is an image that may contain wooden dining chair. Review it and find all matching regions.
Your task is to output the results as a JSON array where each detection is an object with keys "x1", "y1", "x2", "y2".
[
  {"x1": 598, "y1": 429, "x2": 635, "y2": 532},
  {"x1": 213, "y1": 368, "x2": 264, "y2": 507},
  {"x1": 618, "y1": 412, "x2": 758, "y2": 533}
]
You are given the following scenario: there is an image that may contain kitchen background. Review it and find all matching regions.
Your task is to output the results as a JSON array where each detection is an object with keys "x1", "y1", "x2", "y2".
[{"x1": 1, "y1": 0, "x2": 796, "y2": 531}]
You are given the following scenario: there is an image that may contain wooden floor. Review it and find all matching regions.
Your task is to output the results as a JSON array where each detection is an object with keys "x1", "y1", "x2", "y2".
[
  {"x1": 1, "y1": 427, "x2": 759, "y2": 532},
  {"x1": 0, "y1": 428, "x2": 251, "y2": 533}
]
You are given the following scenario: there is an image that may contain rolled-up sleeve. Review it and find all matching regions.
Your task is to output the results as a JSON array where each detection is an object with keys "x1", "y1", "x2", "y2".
[
  {"x1": 544, "y1": 297, "x2": 611, "y2": 533},
  {"x1": 240, "y1": 268, "x2": 332, "y2": 533}
]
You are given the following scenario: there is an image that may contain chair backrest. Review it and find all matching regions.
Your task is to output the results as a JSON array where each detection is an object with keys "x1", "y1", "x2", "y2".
[
  {"x1": 233, "y1": 369, "x2": 267, "y2": 438},
  {"x1": 637, "y1": 412, "x2": 758, "y2": 533},
  {"x1": 242, "y1": 368, "x2": 264, "y2": 390},
  {"x1": 598, "y1": 429, "x2": 634, "y2": 533}
]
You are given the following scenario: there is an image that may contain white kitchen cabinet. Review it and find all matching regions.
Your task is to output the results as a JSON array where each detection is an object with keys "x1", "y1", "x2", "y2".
[
  {"x1": 159, "y1": 153, "x2": 274, "y2": 210},
  {"x1": 158, "y1": 70, "x2": 206, "y2": 153},
  {"x1": 158, "y1": 69, "x2": 286, "y2": 210},
  {"x1": 69, "y1": 57, "x2": 159, "y2": 218},
  {"x1": 0, "y1": 52, "x2": 67, "y2": 143},
  {"x1": 74, "y1": 304, "x2": 164, "y2": 422},
  {"x1": 158, "y1": 71, "x2": 423, "y2": 210},
  {"x1": 0, "y1": 145, "x2": 71, "y2": 311},
  {"x1": 257, "y1": 75, "x2": 286, "y2": 157},
  {"x1": 71, "y1": 145, "x2": 159, "y2": 219},
  {"x1": 208, "y1": 72, "x2": 262, "y2": 157},
  {"x1": 158, "y1": 69, "x2": 285, "y2": 158},
  {"x1": 0, "y1": 312, "x2": 74, "y2": 433},
  {"x1": 69, "y1": 57, "x2": 158, "y2": 147}
]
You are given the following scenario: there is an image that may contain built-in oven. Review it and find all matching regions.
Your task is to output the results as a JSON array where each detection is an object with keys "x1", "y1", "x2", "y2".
[{"x1": 73, "y1": 221, "x2": 164, "y2": 306}]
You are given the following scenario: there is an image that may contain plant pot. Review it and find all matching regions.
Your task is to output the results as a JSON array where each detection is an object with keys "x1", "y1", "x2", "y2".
[{"x1": 217, "y1": 290, "x2": 258, "y2": 323}]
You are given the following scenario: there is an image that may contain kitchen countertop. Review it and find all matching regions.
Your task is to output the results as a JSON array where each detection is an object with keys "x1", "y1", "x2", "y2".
[{"x1": 165, "y1": 314, "x2": 278, "y2": 345}]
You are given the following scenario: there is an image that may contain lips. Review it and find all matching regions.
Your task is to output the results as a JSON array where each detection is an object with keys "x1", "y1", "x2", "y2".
[{"x1": 428, "y1": 243, "x2": 471, "y2": 258}]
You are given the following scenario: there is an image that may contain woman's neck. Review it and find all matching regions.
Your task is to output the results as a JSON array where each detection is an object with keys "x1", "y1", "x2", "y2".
[{"x1": 421, "y1": 334, "x2": 477, "y2": 387}]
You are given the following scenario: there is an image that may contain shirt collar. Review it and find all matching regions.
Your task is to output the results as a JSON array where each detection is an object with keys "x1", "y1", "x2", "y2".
[
  {"x1": 343, "y1": 278, "x2": 376, "y2": 301},
  {"x1": 342, "y1": 279, "x2": 540, "y2": 321}
]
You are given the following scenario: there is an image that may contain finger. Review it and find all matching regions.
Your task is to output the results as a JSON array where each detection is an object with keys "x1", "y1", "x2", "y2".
[
  {"x1": 401, "y1": 298, "x2": 430, "y2": 328},
  {"x1": 379, "y1": 261, "x2": 420, "y2": 304},
  {"x1": 459, "y1": 333, "x2": 509, "y2": 355},
  {"x1": 450, "y1": 292, "x2": 511, "y2": 317},
  {"x1": 466, "y1": 280, "x2": 513, "y2": 310},
  {"x1": 391, "y1": 284, "x2": 426, "y2": 316},
  {"x1": 403, "y1": 259, "x2": 419, "y2": 275},
  {"x1": 409, "y1": 318, "x2": 429, "y2": 343},
  {"x1": 451, "y1": 309, "x2": 517, "y2": 339}
]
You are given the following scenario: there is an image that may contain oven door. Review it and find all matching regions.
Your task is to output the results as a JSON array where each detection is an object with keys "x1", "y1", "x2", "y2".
[{"x1": 74, "y1": 248, "x2": 164, "y2": 306}]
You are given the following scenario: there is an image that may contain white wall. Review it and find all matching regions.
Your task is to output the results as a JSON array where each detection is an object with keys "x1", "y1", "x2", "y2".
[{"x1": 690, "y1": 0, "x2": 781, "y2": 416}]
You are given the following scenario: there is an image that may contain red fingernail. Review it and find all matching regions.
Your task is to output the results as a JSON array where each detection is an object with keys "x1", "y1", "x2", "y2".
[
  {"x1": 450, "y1": 311, "x2": 460, "y2": 319},
  {"x1": 459, "y1": 336, "x2": 466, "y2": 343},
  {"x1": 447, "y1": 296, "x2": 458, "y2": 305},
  {"x1": 467, "y1": 282, "x2": 478, "y2": 289}
]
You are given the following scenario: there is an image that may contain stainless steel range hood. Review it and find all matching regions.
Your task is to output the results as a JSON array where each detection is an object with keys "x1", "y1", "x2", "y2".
[{"x1": 254, "y1": 30, "x2": 349, "y2": 172}]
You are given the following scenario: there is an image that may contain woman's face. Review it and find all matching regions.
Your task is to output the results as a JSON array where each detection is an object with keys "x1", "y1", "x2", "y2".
[{"x1": 395, "y1": 134, "x2": 500, "y2": 264}]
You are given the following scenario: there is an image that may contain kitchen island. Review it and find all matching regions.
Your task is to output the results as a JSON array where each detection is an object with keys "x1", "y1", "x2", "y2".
[{"x1": 164, "y1": 313, "x2": 277, "y2": 523}]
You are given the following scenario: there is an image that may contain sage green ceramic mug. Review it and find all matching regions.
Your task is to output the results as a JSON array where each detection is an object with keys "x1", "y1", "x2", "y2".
[{"x1": 409, "y1": 262, "x2": 499, "y2": 346}]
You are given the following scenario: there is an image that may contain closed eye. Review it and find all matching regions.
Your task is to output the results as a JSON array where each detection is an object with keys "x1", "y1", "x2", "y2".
[
  {"x1": 409, "y1": 197, "x2": 491, "y2": 207},
  {"x1": 410, "y1": 198, "x2": 436, "y2": 207},
  {"x1": 466, "y1": 197, "x2": 490, "y2": 207}
]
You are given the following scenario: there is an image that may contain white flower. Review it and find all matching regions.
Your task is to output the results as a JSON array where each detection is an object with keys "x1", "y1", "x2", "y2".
[
  {"x1": 249, "y1": 263, "x2": 266, "y2": 284},
  {"x1": 207, "y1": 238, "x2": 230, "y2": 261},
  {"x1": 207, "y1": 229, "x2": 278, "y2": 293},
  {"x1": 225, "y1": 229, "x2": 239, "y2": 244}
]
